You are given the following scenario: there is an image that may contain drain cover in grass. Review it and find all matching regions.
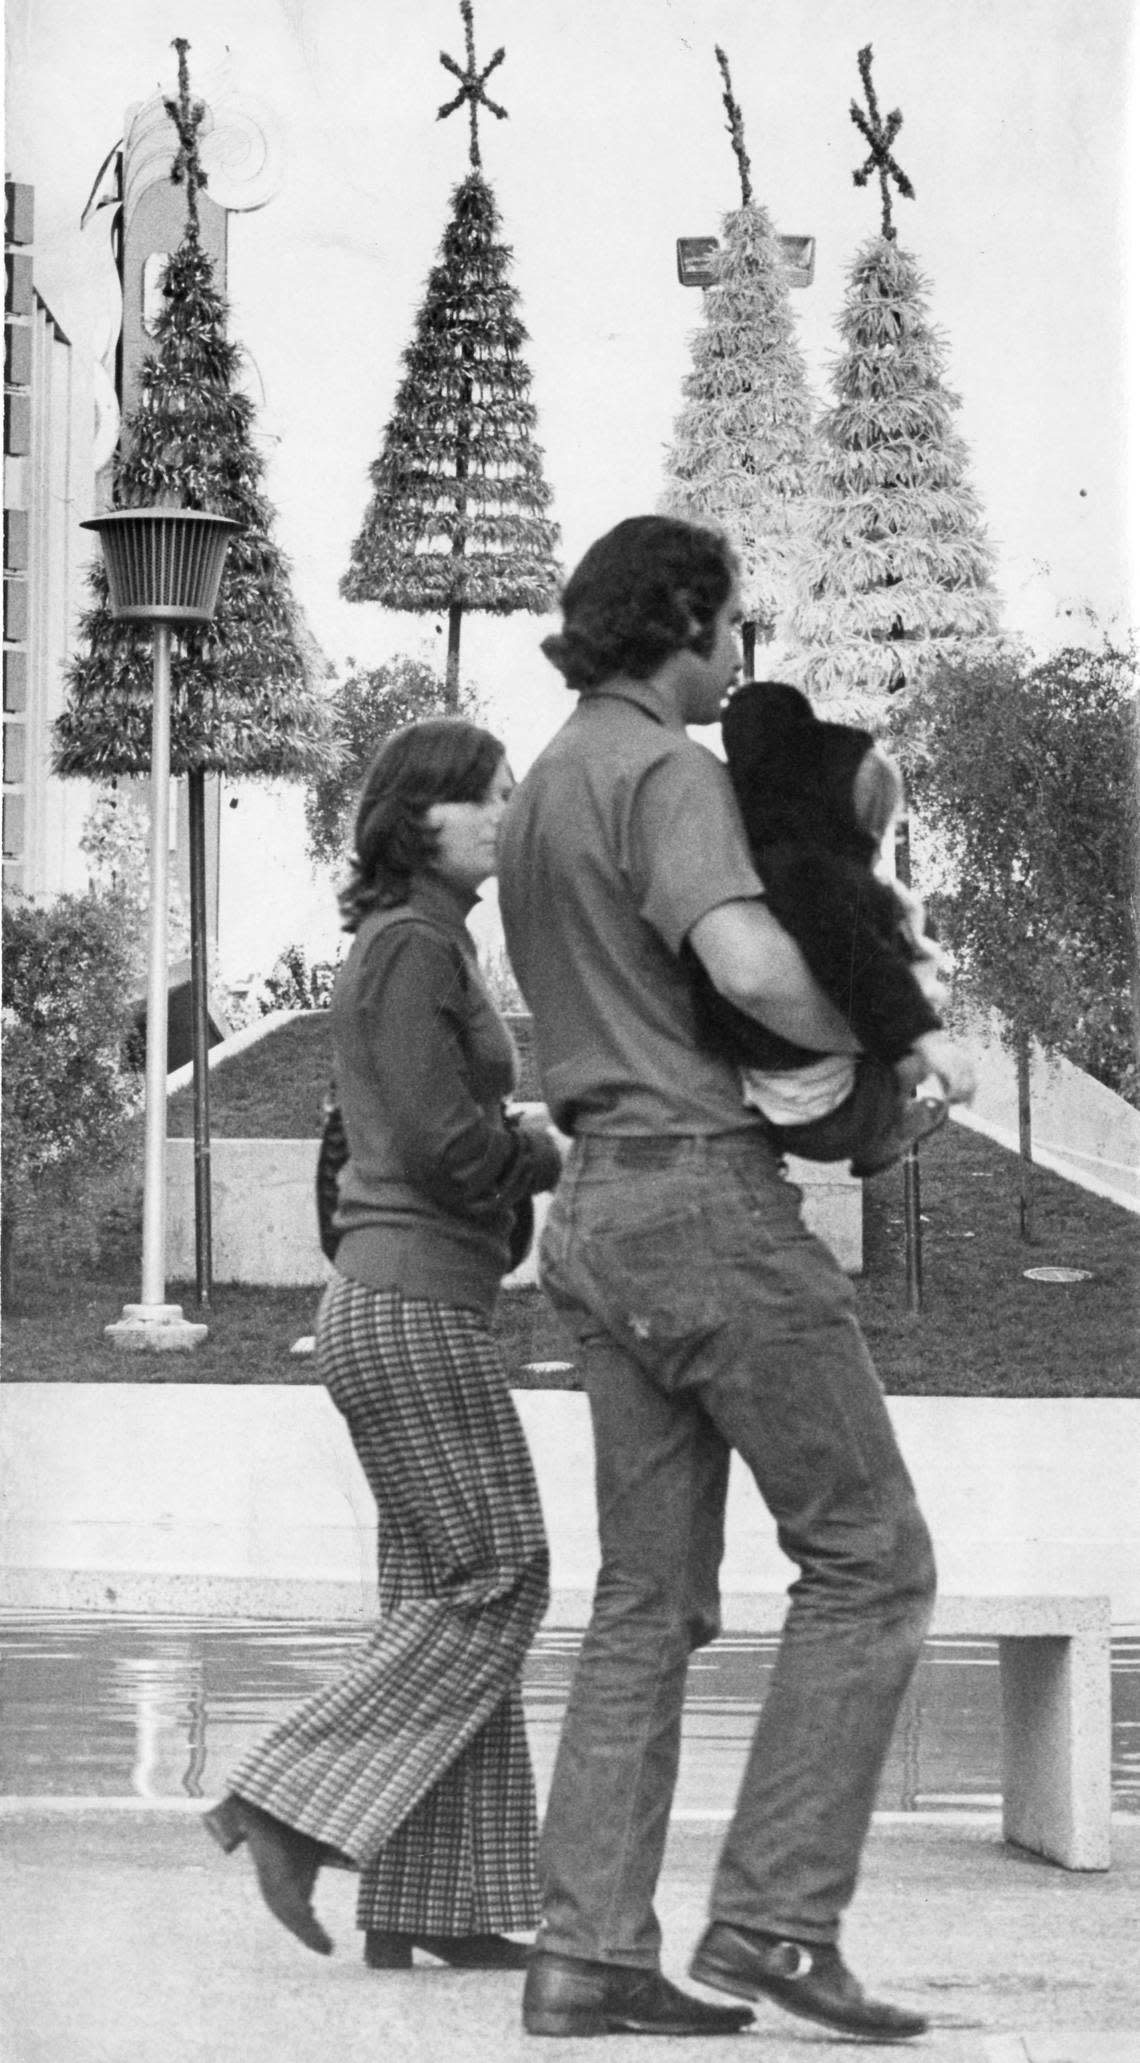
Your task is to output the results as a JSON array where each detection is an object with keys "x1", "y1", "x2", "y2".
[{"x1": 1023, "y1": 1267, "x2": 1094, "y2": 1284}]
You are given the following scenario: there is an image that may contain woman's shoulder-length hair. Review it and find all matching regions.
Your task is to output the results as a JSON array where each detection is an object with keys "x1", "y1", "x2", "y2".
[{"x1": 339, "y1": 716, "x2": 504, "y2": 932}]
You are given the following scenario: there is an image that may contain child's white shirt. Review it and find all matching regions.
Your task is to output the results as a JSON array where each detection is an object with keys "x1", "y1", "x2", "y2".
[
  {"x1": 738, "y1": 859, "x2": 951, "y2": 1127},
  {"x1": 740, "y1": 1052, "x2": 857, "y2": 1125}
]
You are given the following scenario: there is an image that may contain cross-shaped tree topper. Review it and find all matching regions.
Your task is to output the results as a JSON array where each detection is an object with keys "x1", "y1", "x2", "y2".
[
  {"x1": 438, "y1": 0, "x2": 508, "y2": 171},
  {"x1": 850, "y1": 43, "x2": 914, "y2": 241},
  {"x1": 165, "y1": 37, "x2": 208, "y2": 239},
  {"x1": 715, "y1": 46, "x2": 753, "y2": 207}
]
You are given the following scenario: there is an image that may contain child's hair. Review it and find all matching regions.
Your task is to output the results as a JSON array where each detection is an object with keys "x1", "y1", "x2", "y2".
[
  {"x1": 339, "y1": 718, "x2": 505, "y2": 932},
  {"x1": 720, "y1": 681, "x2": 905, "y2": 862},
  {"x1": 541, "y1": 515, "x2": 738, "y2": 692},
  {"x1": 852, "y1": 745, "x2": 905, "y2": 847}
]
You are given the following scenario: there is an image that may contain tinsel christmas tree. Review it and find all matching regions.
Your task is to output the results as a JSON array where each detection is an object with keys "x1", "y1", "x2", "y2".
[
  {"x1": 662, "y1": 47, "x2": 815, "y2": 671},
  {"x1": 52, "y1": 39, "x2": 337, "y2": 1303},
  {"x1": 54, "y1": 42, "x2": 337, "y2": 781},
  {"x1": 790, "y1": 47, "x2": 999, "y2": 714},
  {"x1": 341, "y1": 0, "x2": 560, "y2": 702}
]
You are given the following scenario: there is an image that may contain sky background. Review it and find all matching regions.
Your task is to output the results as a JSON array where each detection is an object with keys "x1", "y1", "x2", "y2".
[{"x1": 6, "y1": 0, "x2": 1138, "y2": 975}]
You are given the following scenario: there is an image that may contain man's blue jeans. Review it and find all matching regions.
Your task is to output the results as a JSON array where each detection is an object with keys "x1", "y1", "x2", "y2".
[{"x1": 536, "y1": 1132, "x2": 936, "y2": 1968}]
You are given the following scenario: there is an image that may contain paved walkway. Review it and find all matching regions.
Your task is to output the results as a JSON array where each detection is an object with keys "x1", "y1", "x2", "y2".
[{"x1": 2, "y1": 1805, "x2": 1137, "y2": 2061}]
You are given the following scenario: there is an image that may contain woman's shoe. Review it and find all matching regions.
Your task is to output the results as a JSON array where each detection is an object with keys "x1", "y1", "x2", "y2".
[
  {"x1": 363, "y1": 1932, "x2": 414, "y2": 1970},
  {"x1": 364, "y1": 1930, "x2": 532, "y2": 1971},
  {"x1": 202, "y1": 1793, "x2": 333, "y2": 1956},
  {"x1": 201, "y1": 1794, "x2": 245, "y2": 1854},
  {"x1": 202, "y1": 1795, "x2": 353, "y2": 1871}
]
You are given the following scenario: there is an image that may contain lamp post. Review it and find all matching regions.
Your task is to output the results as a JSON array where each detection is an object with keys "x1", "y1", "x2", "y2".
[{"x1": 82, "y1": 506, "x2": 237, "y2": 1351}]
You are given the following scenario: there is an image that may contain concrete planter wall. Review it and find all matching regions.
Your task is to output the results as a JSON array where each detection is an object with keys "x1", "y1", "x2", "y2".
[
  {"x1": 2, "y1": 1391, "x2": 1137, "y2": 1630},
  {"x1": 954, "y1": 1009, "x2": 1140, "y2": 1213},
  {"x1": 164, "y1": 995, "x2": 1140, "y2": 1292},
  {"x1": 166, "y1": 1137, "x2": 333, "y2": 1289},
  {"x1": 166, "y1": 1123, "x2": 864, "y2": 1286}
]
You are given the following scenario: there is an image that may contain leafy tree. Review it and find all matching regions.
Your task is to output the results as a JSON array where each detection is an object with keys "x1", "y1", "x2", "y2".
[
  {"x1": 260, "y1": 944, "x2": 343, "y2": 1015},
  {"x1": 305, "y1": 655, "x2": 485, "y2": 869},
  {"x1": 2, "y1": 892, "x2": 141, "y2": 1299},
  {"x1": 790, "y1": 48, "x2": 999, "y2": 716},
  {"x1": 904, "y1": 641, "x2": 1139, "y2": 1227},
  {"x1": 662, "y1": 48, "x2": 815, "y2": 670},
  {"x1": 341, "y1": 1, "x2": 560, "y2": 701},
  {"x1": 80, "y1": 780, "x2": 189, "y2": 968}
]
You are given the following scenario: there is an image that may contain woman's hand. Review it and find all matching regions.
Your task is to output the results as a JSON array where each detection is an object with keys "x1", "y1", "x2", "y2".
[
  {"x1": 504, "y1": 1107, "x2": 567, "y2": 1191},
  {"x1": 516, "y1": 1118, "x2": 567, "y2": 1190}
]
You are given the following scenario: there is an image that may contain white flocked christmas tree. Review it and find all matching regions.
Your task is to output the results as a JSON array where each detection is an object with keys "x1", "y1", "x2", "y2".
[
  {"x1": 661, "y1": 48, "x2": 816, "y2": 674},
  {"x1": 790, "y1": 46, "x2": 1000, "y2": 719}
]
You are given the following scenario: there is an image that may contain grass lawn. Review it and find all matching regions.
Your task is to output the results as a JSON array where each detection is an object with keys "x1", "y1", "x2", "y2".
[
  {"x1": 167, "y1": 1012, "x2": 333, "y2": 1139},
  {"x1": 5, "y1": 1010, "x2": 1137, "y2": 1393},
  {"x1": 857, "y1": 1126, "x2": 1138, "y2": 1393},
  {"x1": 166, "y1": 1008, "x2": 542, "y2": 1134}
]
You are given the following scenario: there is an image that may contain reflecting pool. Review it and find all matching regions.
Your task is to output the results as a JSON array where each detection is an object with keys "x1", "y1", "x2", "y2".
[{"x1": 1, "y1": 1614, "x2": 1137, "y2": 1817}]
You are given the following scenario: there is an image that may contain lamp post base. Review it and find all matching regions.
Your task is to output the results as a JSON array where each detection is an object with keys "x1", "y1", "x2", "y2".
[{"x1": 105, "y1": 1303, "x2": 209, "y2": 1352}]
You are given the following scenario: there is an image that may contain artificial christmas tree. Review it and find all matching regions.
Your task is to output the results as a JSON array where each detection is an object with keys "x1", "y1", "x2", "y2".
[
  {"x1": 662, "y1": 47, "x2": 816, "y2": 673},
  {"x1": 55, "y1": 44, "x2": 335, "y2": 783},
  {"x1": 341, "y1": 0, "x2": 560, "y2": 702},
  {"x1": 54, "y1": 39, "x2": 337, "y2": 1302},
  {"x1": 790, "y1": 47, "x2": 999, "y2": 716}
]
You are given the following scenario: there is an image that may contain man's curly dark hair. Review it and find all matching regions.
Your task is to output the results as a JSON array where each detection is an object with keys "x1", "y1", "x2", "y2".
[{"x1": 541, "y1": 516, "x2": 738, "y2": 693}]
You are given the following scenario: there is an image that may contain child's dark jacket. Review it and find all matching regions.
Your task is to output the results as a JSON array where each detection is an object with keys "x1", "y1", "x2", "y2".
[{"x1": 690, "y1": 682, "x2": 942, "y2": 1071}]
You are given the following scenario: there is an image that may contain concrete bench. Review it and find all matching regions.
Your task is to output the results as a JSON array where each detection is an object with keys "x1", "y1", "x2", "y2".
[{"x1": 729, "y1": 1591, "x2": 1112, "y2": 1872}]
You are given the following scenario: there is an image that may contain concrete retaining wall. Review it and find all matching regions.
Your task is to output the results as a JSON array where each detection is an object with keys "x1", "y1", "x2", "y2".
[
  {"x1": 950, "y1": 1010, "x2": 1140, "y2": 1214},
  {"x1": 3, "y1": 1389, "x2": 1137, "y2": 1629},
  {"x1": 165, "y1": 1125, "x2": 863, "y2": 1286}
]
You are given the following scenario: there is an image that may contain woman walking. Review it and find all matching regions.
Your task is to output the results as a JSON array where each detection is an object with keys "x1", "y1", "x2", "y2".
[{"x1": 204, "y1": 718, "x2": 562, "y2": 1971}]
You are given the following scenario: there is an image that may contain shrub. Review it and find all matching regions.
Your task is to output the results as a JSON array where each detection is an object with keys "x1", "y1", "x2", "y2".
[
  {"x1": 903, "y1": 640, "x2": 1139, "y2": 1105},
  {"x1": 304, "y1": 655, "x2": 485, "y2": 869},
  {"x1": 260, "y1": 943, "x2": 342, "y2": 1014},
  {"x1": 80, "y1": 779, "x2": 188, "y2": 967},
  {"x1": 1, "y1": 890, "x2": 142, "y2": 1297}
]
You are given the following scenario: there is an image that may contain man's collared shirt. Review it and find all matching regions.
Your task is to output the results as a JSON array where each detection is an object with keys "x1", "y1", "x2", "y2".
[{"x1": 499, "y1": 678, "x2": 766, "y2": 1135}]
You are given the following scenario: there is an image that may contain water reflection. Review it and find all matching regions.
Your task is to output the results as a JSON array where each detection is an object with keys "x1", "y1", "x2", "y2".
[{"x1": 1, "y1": 1615, "x2": 1137, "y2": 1817}]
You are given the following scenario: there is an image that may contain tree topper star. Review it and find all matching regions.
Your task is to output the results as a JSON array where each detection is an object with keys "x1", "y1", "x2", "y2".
[
  {"x1": 165, "y1": 37, "x2": 208, "y2": 239},
  {"x1": 438, "y1": 0, "x2": 508, "y2": 170},
  {"x1": 850, "y1": 44, "x2": 914, "y2": 241},
  {"x1": 715, "y1": 46, "x2": 753, "y2": 207}
]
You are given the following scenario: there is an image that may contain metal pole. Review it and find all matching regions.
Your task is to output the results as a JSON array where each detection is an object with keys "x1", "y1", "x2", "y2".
[
  {"x1": 740, "y1": 621, "x2": 773, "y2": 678},
  {"x1": 446, "y1": 602, "x2": 462, "y2": 708},
  {"x1": 188, "y1": 768, "x2": 212, "y2": 1303},
  {"x1": 1016, "y1": 1026, "x2": 1035, "y2": 1242},
  {"x1": 139, "y1": 623, "x2": 173, "y2": 1308},
  {"x1": 903, "y1": 1145, "x2": 923, "y2": 1312},
  {"x1": 894, "y1": 813, "x2": 923, "y2": 1311}
]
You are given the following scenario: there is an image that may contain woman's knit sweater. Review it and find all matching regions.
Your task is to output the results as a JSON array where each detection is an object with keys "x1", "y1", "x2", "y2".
[{"x1": 331, "y1": 873, "x2": 560, "y2": 1315}]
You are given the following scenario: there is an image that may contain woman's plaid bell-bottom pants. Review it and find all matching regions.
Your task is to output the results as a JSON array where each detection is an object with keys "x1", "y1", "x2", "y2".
[{"x1": 226, "y1": 1275, "x2": 550, "y2": 1936}]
